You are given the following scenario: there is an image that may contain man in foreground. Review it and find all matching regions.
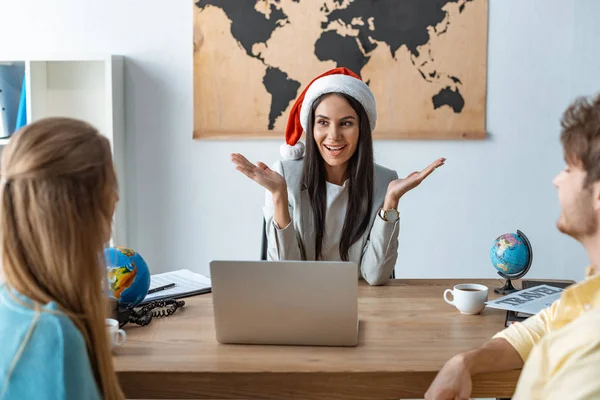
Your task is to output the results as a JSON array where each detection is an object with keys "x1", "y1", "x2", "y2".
[{"x1": 425, "y1": 94, "x2": 600, "y2": 400}]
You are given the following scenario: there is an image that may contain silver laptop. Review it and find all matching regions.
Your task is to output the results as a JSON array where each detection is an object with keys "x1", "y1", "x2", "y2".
[{"x1": 209, "y1": 260, "x2": 359, "y2": 347}]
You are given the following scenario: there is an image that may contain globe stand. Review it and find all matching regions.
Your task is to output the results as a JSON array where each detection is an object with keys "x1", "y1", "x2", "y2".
[
  {"x1": 494, "y1": 278, "x2": 518, "y2": 295},
  {"x1": 494, "y1": 230, "x2": 533, "y2": 295}
]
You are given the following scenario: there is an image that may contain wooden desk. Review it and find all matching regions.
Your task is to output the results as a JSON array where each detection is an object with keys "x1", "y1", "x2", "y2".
[{"x1": 115, "y1": 279, "x2": 520, "y2": 399}]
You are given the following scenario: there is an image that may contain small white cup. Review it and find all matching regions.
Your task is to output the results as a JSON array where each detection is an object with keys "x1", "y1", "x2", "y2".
[
  {"x1": 444, "y1": 283, "x2": 489, "y2": 315},
  {"x1": 105, "y1": 318, "x2": 126, "y2": 348}
]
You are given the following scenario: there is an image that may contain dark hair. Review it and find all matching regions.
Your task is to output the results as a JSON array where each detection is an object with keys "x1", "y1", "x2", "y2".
[
  {"x1": 302, "y1": 93, "x2": 374, "y2": 260},
  {"x1": 561, "y1": 94, "x2": 600, "y2": 187}
]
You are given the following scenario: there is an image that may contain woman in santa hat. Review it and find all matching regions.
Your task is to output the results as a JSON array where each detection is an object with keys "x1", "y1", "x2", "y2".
[{"x1": 231, "y1": 67, "x2": 444, "y2": 285}]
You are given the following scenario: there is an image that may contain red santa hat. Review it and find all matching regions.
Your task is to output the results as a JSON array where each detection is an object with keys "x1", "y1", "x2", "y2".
[{"x1": 280, "y1": 67, "x2": 377, "y2": 160}]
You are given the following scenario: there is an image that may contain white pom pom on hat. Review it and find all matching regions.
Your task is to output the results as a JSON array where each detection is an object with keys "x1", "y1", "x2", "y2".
[
  {"x1": 279, "y1": 141, "x2": 305, "y2": 160},
  {"x1": 281, "y1": 67, "x2": 377, "y2": 160}
]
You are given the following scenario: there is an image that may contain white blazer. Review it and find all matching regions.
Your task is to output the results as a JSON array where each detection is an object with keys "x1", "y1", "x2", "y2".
[{"x1": 263, "y1": 159, "x2": 400, "y2": 285}]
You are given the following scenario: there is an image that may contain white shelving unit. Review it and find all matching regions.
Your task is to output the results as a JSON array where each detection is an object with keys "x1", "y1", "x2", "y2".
[{"x1": 0, "y1": 55, "x2": 126, "y2": 247}]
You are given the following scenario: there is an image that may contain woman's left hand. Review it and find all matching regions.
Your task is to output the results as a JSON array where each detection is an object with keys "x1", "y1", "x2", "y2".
[{"x1": 384, "y1": 158, "x2": 445, "y2": 209}]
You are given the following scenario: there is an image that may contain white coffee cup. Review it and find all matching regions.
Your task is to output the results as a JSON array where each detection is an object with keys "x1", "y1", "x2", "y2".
[
  {"x1": 105, "y1": 318, "x2": 126, "y2": 348},
  {"x1": 444, "y1": 283, "x2": 489, "y2": 315}
]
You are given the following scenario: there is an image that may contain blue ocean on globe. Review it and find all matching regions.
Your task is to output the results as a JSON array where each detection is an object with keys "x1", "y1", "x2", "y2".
[
  {"x1": 490, "y1": 233, "x2": 530, "y2": 276},
  {"x1": 105, "y1": 247, "x2": 151, "y2": 308}
]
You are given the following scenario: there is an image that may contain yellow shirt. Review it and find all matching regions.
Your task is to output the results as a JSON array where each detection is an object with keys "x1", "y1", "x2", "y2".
[{"x1": 493, "y1": 271, "x2": 600, "y2": 400}]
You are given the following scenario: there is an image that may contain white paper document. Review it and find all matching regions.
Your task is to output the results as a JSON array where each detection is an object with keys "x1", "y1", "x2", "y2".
[
  {"x1": 485, "y1": 284, "x2": 564, "y2": 315},
  {"x1": 142, "y1": 269, "x2": 211, "y2": 304}
]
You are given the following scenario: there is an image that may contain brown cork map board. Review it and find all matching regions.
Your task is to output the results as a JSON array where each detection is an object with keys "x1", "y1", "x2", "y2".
[{"x1": 193, "y1": 0, "x2": 488, "y2": 140}]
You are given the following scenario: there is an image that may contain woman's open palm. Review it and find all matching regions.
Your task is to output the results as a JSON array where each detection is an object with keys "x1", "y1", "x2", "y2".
[
  {"x1": 231, "y1": 153, "x2": 287, "y2": 196},
  {"x1": 387, "y1": 157, "x2": 445, "y2": 200}
]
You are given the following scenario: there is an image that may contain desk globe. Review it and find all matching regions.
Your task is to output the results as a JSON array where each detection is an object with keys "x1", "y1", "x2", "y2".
[
  {"x1": 105, "y1": 246, "x2": 151, "y2": 308},
  {"x1": 489, "y1": 230, "x2": 533, "y2": 294}
]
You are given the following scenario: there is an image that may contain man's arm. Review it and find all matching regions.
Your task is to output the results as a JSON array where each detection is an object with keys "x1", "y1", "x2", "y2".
[
  {"x1": 425, "y1": 302, "x2": 559, "y2": 400},
  {"x1": 425, "y1": 338, "x2": 522, "y2": 400},
  {"x1": 460, "y1": 337, "x2": 524, "y2": 373}
]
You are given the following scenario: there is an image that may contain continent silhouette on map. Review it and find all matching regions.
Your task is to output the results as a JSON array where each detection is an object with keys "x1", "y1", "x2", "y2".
[
  {"x1": 315, "y1": 31, "x2": 373, "y2": 78},
  {"x1": 317, "y1": 0, "x2": 473, "y2": 114},
  {"x1": 196, "y1": 0, "x2": 302, "y2": 130},
  {"x1": 263, "y1": 67, "x2": 301, "y2": 129},
  {"x1": 196, "y1": 0, "x2": 288, "y2": 59},
  {"x1": 321, "y1": 0, "x2": 466, "y2": 59},
  {"x1": 432, "y1": 87, "x2": 464, "y2": 113}
]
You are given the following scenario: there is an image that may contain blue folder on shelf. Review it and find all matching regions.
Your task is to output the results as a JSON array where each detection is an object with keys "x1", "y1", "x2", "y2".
[{"x1": 15, "y1": 77, "x2": 27, "y2": 132}]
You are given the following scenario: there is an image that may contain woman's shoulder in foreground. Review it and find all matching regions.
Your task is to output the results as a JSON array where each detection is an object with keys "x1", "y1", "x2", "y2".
[{"x1": 0, "y1": 288, "x2": 96, "y2": 399}]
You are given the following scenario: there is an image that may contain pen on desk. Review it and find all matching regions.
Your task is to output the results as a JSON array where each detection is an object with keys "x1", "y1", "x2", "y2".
[{"x1": 147, "y1": 283, "x2": 176, "y2": 294}]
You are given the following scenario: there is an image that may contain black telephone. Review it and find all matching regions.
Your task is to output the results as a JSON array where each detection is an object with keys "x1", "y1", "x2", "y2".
[{"x1": 115, "y1": 298, "x2": 185, "y2": 328}]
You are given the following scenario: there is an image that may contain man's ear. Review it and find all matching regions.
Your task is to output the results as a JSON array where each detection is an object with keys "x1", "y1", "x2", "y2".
[{"x1": 593, "y1": 180, "x2": 600, "y2": 211}]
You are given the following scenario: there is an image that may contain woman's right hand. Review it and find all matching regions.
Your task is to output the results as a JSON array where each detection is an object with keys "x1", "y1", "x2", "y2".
[{"x1": 231, "y1": 153, "x2": 287, "y2": 198}]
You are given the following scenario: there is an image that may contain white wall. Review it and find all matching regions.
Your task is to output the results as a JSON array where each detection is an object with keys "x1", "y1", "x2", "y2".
[{"x1": 1, "y1": 0, "x2": 598, "y2": 282}]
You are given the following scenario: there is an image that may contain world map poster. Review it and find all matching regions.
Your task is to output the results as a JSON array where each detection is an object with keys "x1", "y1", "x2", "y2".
[{"x1": 193, "y1": 0, "x2": 488, "y2": 140}]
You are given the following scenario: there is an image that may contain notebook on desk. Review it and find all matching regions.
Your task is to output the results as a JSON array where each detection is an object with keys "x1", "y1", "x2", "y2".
[
  {"x1": 503, "y1": 279, "x2": 575, "y2": 327},
  {"x1": 140, "y1": 269, "x2": 211, "y2": 305}
]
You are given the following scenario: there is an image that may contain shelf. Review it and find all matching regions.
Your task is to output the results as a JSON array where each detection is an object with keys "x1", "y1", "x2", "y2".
[
  {"x1": 0, "y1": 55, "x2": 126, "y2": 245},
  {"x1": 28, "y1": 60, "x2": 108, "y2": 135}
]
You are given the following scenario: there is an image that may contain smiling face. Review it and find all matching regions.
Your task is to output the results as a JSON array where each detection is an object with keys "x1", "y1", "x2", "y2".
[
  {"x1": 553, "y1": 162, "x2": 597, "y2": 240},
  {"x1": 312, "y1": 93, "x2": 360, "y2": 179},
  {"x1": 555, "y1": 95, "x2": 600, "y2": 244}
]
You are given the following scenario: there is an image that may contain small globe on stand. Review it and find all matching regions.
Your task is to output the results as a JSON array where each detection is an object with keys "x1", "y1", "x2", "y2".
[
  {"x1": 105, "y1": 247, "x2": 151, "y2": 326},
  {"x1": 489, "y1": 230, "x2": 533, "y2": 295}
]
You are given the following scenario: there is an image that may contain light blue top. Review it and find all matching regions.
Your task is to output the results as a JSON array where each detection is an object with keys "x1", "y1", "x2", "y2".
[{"x1": 0, "y1": 284, "x2": 101, "y2": 400}]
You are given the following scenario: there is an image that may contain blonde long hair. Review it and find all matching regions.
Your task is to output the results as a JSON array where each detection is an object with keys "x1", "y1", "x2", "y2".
[{"x1": 0, "y1": 117, "x2": 124, "y2": 399}]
